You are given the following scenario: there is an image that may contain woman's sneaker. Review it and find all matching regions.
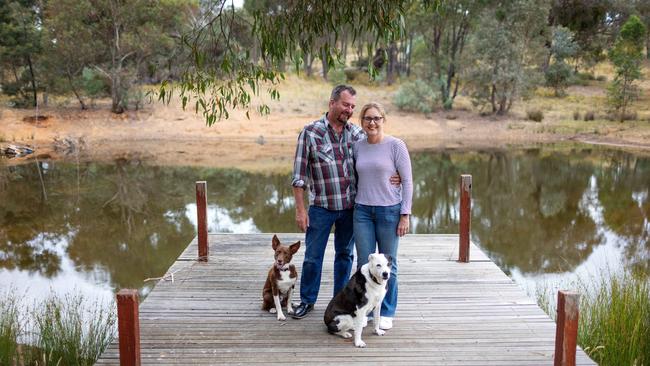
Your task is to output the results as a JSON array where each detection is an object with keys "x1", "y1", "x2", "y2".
[{"x1": 379, "y1": 316, "x2": 393, "y2": 330}]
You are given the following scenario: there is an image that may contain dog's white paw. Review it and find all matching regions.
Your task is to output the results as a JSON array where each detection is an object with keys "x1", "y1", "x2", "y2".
[
  {"x1": 375, "y1": 328, "x2": 386, "y2": 336},
  {"x1": 354, "y1": 340, "x2": 367, "y2": 348},
  {"x1": 341, "y1": 332, "x2": 352, "y2": 339},
  {"x1": 287, "y1": 307, "x2": 294, "y2": 315},
  {"x1": 277, "y1": 314, "x2": 286, "y2": 321},
  {"x1": 269, "y1": 308, "x2": 277, "y2": 314}
]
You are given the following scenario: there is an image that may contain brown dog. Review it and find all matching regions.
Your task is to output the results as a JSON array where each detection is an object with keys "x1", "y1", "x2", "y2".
[{"x1": 262, "y1": 235, "x2": 301, "y2": 321}]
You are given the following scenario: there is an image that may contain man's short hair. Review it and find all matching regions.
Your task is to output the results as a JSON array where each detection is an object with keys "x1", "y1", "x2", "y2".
[{"x1": 330, "y1": 85, "x2": 356, "y2": 101}]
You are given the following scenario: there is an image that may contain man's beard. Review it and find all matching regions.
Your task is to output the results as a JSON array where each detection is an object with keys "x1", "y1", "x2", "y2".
[{"x1": 337, "y1": 112, "x2": 351, "y2": 123}]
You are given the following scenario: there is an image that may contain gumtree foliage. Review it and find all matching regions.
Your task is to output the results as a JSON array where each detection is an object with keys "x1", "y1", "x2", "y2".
[
  {"x1": 87, "y1": 0, "x2": 188, "y2": 114},
  {"x1": 0, "y1": 0, "x2": 42, "y2": 107},
  {"x1": 408, "y1": 0, "x2": 485, "y2": 110},
  {"x1": 40, "y1": 0, "x2": 102, "y2": 110},
  {"x1": 607, "y1": 15, "x2": 647, "y2": 121},
  {"x1": 158, "y1": 0, "x2": 435, "y2": 125},
  {"x1": 545, "y1": 26, "x2": 578, "y2": 96},
  {"x1": 549, "y1": 0, "x2": 610, "y2": 68},
  {"x1": 464, "y1": 0, "x2": 549, "y2": 115}
]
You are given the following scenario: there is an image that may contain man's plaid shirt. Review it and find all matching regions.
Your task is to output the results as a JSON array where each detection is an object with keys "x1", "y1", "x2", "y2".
[{"x1": 292, "y1": 115, "x2": 365, "y2": 210}]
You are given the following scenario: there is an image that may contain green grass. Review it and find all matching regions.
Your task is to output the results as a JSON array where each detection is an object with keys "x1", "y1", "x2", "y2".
[
  {"x1": 536, "y1": 271, "x2": 650, "y2": 365},
  {"x1": 0, "y1": 292, "x2": 22, "y2": 366},
  {"x1": 0, "y1": 291, "x2": 116, "y2": 366}
]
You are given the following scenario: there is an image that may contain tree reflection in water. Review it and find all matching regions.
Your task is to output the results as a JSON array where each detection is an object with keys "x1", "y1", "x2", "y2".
[{"x1": 0, "y1": 147, "x2": 648, "y2": 298}]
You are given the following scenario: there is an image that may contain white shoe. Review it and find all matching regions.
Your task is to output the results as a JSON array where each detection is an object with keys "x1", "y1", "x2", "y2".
[{"x1": 379, "y1": 316, "x2": 393, "y2": 330}]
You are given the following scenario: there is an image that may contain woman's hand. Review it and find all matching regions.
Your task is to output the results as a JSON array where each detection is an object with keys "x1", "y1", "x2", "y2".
[{"x1": 397, "y1": 214, "x2": 409, "y2": 237}]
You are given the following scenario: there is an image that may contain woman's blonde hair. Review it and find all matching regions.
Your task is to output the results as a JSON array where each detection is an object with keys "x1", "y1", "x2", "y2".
[{"x1": 359, "y1": 102, "x2": 387, "y2": 124}]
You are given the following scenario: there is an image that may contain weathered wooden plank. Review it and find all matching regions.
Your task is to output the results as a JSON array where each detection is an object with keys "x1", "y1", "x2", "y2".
[{"x1": 96, "y1": 234, "x2": 595, "y2": 365}]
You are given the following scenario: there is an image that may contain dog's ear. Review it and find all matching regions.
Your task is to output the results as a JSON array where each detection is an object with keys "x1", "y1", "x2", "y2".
[
  {"x1": 289, "y1": 241, "x2": 301, "y2": 254},
  {"x1": 384, "y1": 254, "x2": 393, "y2": 266},
  {"x1": 272, "y1": 235, "x2": 280, "y2": 250}
]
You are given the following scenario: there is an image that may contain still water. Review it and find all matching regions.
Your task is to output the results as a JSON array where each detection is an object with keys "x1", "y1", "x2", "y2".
[{"x1": 1, "y1": 146, "x2": 648, "y2": 304}]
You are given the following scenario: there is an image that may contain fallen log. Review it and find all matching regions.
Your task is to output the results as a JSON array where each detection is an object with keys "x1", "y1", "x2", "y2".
[{"x1": 1, "y1": 144, "x2": 35, "y2": 157}]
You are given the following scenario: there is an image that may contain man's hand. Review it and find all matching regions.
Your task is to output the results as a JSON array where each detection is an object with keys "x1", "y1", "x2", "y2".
[
  {"x1": 296, "y1": 207, "x2": 309, "y2": 233},
  {"x1": 293, "y1": 186, "x2": 309, "y2": 232},
  {"x1": 389, "y1": 172, "x2": 401, "y2": 186},
  {"x1": 397, "y1": 215, "x2": 409, "y2": 237}
]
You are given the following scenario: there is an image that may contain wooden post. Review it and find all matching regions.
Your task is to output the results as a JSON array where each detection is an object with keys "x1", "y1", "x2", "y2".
[
  {"x1": 117, "y1": 289, "x2": 140, "y2": 366},
  {"x1": 458, "y1": 174, "x2": 472, "y2": 263},
  {"x1": 196, "y1": 181, "x2": 208, "y2": 262},
  {"x1": 554, "y1": 290, "x2": 580, "y2": 366}
]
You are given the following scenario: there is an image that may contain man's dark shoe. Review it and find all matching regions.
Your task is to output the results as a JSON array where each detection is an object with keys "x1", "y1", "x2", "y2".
[{"x1": 291, "y1": 303, "x2": 314, "y2": 319}]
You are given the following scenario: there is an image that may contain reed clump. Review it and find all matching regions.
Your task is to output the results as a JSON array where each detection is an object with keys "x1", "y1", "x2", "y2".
[
  {"x1": 536, "y1": 270, "x2": 650, "y2": 366},
  {"x1": 0, "y1": 290, "x2": 116, "y2": 366}
]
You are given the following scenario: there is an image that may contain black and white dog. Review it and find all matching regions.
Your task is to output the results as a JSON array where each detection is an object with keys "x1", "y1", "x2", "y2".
[{"x1": 323, "y1": 253, "x2": 392, "y2": 348}]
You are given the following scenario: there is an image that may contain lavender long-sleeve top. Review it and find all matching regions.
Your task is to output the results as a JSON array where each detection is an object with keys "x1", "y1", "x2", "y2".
[{"x1": 353, "y1": 135, "x2": 413, "y2": 215}]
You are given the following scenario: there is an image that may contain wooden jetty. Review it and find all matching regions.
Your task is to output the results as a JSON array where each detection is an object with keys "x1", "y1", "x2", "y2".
[{"x1": 96, "y1": 233, "x2": 595, "y2": 365}]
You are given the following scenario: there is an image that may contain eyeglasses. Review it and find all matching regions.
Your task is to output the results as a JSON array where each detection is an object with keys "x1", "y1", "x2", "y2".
[{"x1": 362, "y1": 116, "x2": 384, "y2": 123}]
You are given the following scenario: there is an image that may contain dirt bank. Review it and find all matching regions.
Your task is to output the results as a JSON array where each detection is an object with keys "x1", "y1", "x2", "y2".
[{"x1": 2, "y1": 77, "x2": 649, "y2": 171}]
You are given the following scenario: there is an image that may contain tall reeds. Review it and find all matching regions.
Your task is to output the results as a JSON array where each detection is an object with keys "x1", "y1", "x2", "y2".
[
  {"x1": 0, "y1": 292, "x2": 21, "y2": 365},
  {"x1": 0, "y1": 289, "x2": 116, "y2": 366},
  {"x1": 536, "y1": 270, "x2": 650, "y2": 365}
]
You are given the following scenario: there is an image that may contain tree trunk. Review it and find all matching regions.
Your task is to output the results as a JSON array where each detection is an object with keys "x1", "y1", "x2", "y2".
[
  {"x1": 340, "y1": 32, "x2": 348, "y2": 65},
  {"x1": 303, "y1": 51, "x2": 314, "y2": 77},
  {"x1": 111, "y1": 71, "x2": 124, "y2": 114},
  {"x1": 66, "y1": 70, "x2": 87, "y2": 110},
  {"x1": 406, "y1": 34, "x2": 413, "y2": 77},
  {"x1": 386, "y1": 42, "x2": 398, "y2": 85},
  {"x1": 321, "y1": 48, "x2": 329, "y2": 81},
  {"x1": 25, "y1": 55, "x2": 38, "y2": 107},
  {"x1": 490, "y1": 84, "x2": 497, "y2": 113}
]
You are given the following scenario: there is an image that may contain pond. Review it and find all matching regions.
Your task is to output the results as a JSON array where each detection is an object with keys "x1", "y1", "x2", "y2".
[{"x1": 1, "y1": 146, "x2": 648, "y2": 305}]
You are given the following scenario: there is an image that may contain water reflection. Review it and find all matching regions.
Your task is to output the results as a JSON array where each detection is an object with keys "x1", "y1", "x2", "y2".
[{"x1": 0, "y1": 147, "x2": 648, "y2": 302}]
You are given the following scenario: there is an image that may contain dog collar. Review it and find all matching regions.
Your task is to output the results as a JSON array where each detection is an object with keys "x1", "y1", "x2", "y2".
[
  {"x1": 276, "y1": 264, "x2": 289, "y2": 271},
  {"x1": 369, "y1": 273, "x2": 382, "y2": 285}
]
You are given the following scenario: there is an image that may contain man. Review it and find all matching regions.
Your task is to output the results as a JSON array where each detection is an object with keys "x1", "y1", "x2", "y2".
[
  {"x1": 290, "y1": 84, "x2": 362, "y2": 319},
  {"x1": 291, "y1": 85, "x2": 399, "y2": 319}
]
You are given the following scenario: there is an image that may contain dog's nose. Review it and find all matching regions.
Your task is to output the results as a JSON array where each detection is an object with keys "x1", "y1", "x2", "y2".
[{"x1": 382, "y1": 272, "x2": 389, "y2": 279}]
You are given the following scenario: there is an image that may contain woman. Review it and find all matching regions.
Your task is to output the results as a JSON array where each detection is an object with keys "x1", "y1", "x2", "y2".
[{"x1": 353, "y1": 102, "x2": 413, "y2": 331}]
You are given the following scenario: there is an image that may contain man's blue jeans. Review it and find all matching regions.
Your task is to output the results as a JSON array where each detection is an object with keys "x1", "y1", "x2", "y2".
[
  {"x1": 353, "y1": 203, "x2": 400, "y2": 317},
  {"x1": 299, "y1": 206, "x2": 355, "y2": 305}
]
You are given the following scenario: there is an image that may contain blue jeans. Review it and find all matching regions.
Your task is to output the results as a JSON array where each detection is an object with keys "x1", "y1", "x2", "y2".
[
  {"x1": 353, "y1": 203, "x2": 400, "y2": 317},
  {"x1": 299, "y1": 206, "x2": 355, "y2": 304}
]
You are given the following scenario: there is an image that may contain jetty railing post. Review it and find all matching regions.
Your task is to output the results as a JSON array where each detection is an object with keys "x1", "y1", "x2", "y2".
[
  {"x1": 459, "y1": 174, "x2": 472, "y2": 263},
  {"x1": 196, "y1": 181, "x2": 208, "y2": 262},
  {"x1": 554, "y1": 290, "x2": 580, "y2": 366},
  {"x1": 117, "y1": 289, "x2": 141, "y2": 366}
]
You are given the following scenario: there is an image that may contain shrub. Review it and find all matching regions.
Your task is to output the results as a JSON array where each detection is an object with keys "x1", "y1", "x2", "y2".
[
  {"x1": 584, "y1": 111, "x2": 595, "y2": 121},
  {"x1": 573, "y1": 110, "x2": 581, "y2": 120},
  {"x1": 0, "y1": 292, "x2": 21, "y2": 366},
  {"x1": 327, "y1": 68, "x2": 348, "y2": 86},
  {"x1": 526, "y1": 109, "x2": 544, "y2": 122},
  {"x1": 0, "y1": 291, "x2": 116, "y2": 366},
  {"x1": 82, "y1": 67, "x2": 108, "y2": 100},
  {"x1": 32, "y1": 293, "x2": 116, "y2": 366},
  {"x1": 393, "y1": 80, "x2": 438, "y2": 114},
  {"x1": 537, "y1": 271, "x2": 650, "y2": 366}
]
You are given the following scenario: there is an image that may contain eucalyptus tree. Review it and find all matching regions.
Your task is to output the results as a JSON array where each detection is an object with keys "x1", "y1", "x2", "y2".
[
  {"x1": 464, "y1": 0, "x2": 549, "y2": 115},
  {"x1": 607, "y1": 15, "x2": 647, "y2": 121},
  {"x1": 158, "y1": 0, "x2": 431, "y2": 125},
  {"x1": 0, "y1": 0, "x2": 42, "y2": 107},
  {"x1": 40, "y1": 0, "x2": 102, "y2": 110},
  {"x1": 548, "y1": 0, "x2": 610, "y2": 70},
  {"x1": 408, "y1": 0, "x2": 484, "y2": 109},
  {"x1": 83, "y1": 0, "x2": 190, "y2": 114},
  {"x1": 545, "y1": 26, "x2": 578, "y2": 97}
]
